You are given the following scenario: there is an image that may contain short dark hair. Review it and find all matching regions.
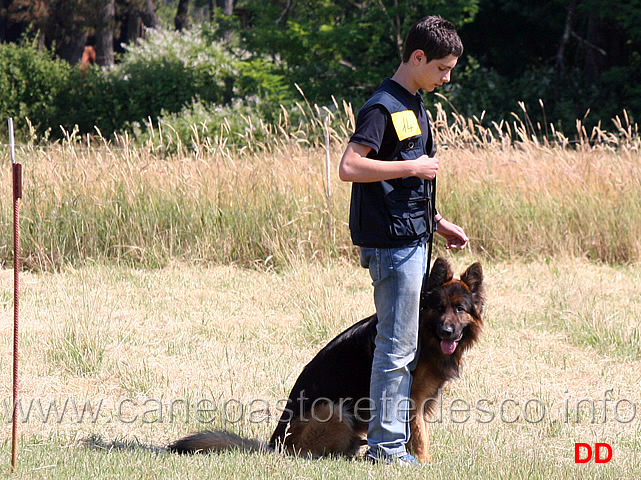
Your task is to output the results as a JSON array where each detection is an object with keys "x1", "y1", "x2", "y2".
[{"x1": 402, "y1": 16, "x2": 463, "y2": 62}]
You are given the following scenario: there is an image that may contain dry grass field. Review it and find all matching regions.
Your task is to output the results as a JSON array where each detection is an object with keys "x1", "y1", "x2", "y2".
[
  {"x1": 0, "y1": 105, "x2": 640, "y2": 478},
  {"x1": 0, "y1": 256, "x2": 640, "y2": 478}
]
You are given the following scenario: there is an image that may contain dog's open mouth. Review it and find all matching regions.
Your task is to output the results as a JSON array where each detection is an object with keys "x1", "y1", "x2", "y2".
[{"x1": 440, "y1": 334, "x2": 463, "y2": 355}]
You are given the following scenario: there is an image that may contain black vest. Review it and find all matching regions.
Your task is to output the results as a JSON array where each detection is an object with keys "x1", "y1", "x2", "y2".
[{"x1": 349, "y1": 81, "x2": 435, "y2": 248}]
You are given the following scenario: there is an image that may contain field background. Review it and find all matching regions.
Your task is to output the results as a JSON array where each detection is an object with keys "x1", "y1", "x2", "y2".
[{"x1": 0, "y1": 109, "x2": 640, "y2": 478}]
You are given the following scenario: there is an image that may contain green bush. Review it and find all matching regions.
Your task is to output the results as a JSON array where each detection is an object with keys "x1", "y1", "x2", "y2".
[
  {"x1": 0, "y1": 40, "x2": 71, "y2": 139},
  {"x1": 101, "y1": 26, "x2": 295, "y2": 138},
  {"x1": 54, "y1": 68, "x2": 123, "y2": 137}
]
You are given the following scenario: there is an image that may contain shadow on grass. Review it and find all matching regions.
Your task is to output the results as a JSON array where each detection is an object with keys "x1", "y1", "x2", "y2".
[{"x1": 80, "y1": 433, "x2": 166, "y2": 455}]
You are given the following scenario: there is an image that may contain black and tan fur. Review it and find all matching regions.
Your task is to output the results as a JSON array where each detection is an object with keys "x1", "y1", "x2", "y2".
[{"x1": 168, "y1": 257, "x2": 484, "y2": 462}]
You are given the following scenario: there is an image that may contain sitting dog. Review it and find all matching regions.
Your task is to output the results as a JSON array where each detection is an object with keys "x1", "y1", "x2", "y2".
[{"x1": 169, "y1": 257, "x2": 484, "y2": 462}]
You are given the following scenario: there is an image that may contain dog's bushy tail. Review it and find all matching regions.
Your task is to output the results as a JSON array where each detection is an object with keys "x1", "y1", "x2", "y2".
[{"x1": 168, "y1": 430, "x2": 269, "y2": 455}]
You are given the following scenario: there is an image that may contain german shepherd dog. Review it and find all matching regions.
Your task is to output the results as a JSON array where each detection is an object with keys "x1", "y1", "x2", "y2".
[{"x1": 168, "y1": 257, "x2": 484, "y2": 463}]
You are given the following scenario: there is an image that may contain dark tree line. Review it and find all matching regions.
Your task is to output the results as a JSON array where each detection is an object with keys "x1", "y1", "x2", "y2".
[
  {"x1": 0, "y1": 0, "x2": 237, "y2": 62},
  {"x1": 0, "y1": 0, "x2": 159, "y2": 64}
]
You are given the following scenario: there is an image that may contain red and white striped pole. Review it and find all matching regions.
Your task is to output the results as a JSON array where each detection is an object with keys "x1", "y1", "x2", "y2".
[{"x1": 8, "y1": 118, "x2": 21, "y2": 473}]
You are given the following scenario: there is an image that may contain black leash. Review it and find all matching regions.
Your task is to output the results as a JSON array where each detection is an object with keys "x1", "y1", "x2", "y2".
[{"x1": 421, "y1": 176, "x2": 436, "y2": 295}]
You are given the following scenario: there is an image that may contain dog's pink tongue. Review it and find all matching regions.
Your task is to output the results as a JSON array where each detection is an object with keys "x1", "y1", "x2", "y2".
[{"x1": 440, "y1": 340, "x2": 458, "y2": 355}]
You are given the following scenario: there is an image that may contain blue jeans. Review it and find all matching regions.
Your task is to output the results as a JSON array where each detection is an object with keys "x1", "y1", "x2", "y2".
[{"x1": 360, "y1": 244, "x2": 427, "y2": 458}]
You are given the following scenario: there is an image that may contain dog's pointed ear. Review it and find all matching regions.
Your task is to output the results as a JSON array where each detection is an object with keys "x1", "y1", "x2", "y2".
[
  {"x1": 460, "y1": 262, "x2": 485, "y2": 314},
  {"x1": 426, "y1": 257, "x2": 453, "y2": 291}
]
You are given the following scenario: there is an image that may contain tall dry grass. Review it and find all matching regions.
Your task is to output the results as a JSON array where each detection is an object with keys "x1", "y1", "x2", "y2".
[
  {"x1": 1, "y1": 101, "x2": 639, "y2": 270},
  {"x1": 433, "y1": 103, "x2": 641, "y2": 263}
]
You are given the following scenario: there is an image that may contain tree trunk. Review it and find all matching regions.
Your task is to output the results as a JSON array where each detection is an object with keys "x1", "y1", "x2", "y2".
[
  {"x1": 0, "y1": 0, "x2": 8, "y2": 42},
  {"x1": 583, "y1": 14, "x2": 623, "y2": 83},
  {"x1": 175, "y1": 0, "x2": 190, "y2": 31},
  {"x1": 96, "y1": 0, "x2": 115, "y2": 65},
  {"x1": 222, "y1": 0, "x2": 233, "y2": 16},
  {"x1": 555, "y1": 0, "x2": 576, "y2": 78},
  {"x1": 142, "y1": 0, "x2": 159, "y2": 29},
  {"x1": 126, "y1": 11, "x2": 144, "y2": 44},
  {"x1": 58, "y1": 34, "x2": 87, "y2": 65},
  {"x1": 220, "y1": 0, "x2": 233, "y2": 42},
  {"x1": 121, "y1": 0, "x2": 158, "y2": 47}
]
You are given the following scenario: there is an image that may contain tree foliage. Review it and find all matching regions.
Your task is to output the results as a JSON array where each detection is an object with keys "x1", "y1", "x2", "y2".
[
  {"x1": 224, "y1": 0, "x2": 639, "y2": 128},
  {"x1": 454, "y1": 0, "x2": 640, "y2": 127},
  {"x1": 0, "y1": 0, "x2": 639, "y2": 137},
  {"x1": 236, "y1": 0, "x2": 479, "y2": 103}
]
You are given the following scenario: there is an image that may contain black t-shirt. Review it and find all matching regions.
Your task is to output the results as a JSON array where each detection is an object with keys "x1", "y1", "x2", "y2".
[{"x1": 350, "y1": 78, "x2": 434, "y2": 160}]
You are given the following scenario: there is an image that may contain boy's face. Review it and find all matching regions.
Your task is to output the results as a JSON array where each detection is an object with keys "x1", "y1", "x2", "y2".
[{"x1": 417, "y1": 54, "x2": 458, "y2": 92}]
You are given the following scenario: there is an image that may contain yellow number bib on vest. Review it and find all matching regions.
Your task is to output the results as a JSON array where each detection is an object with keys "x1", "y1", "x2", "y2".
[{"x1": 390, "y1": 110, "x2": 422, "y2": 141}]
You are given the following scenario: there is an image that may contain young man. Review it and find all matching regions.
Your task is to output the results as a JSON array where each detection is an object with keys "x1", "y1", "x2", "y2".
[{"x1": 338, "y1": 16, "x2": 468, "y2": 465}]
